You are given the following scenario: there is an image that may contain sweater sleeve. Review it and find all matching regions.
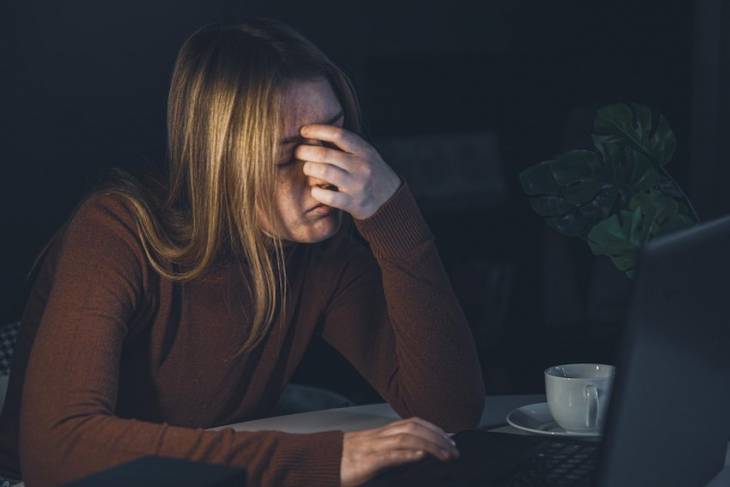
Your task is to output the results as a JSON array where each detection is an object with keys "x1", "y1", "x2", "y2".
[
  {"x1": 19, "y1": 193, "x2": 343, "y2": 487},
  {"x1": 319, "y1": 181, "x2": 487, "y2": 434}
]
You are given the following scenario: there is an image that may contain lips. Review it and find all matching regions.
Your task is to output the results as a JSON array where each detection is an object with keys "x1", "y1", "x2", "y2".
[{"x1": 307, "y1": 204, "x2": 333, "y2": 216}]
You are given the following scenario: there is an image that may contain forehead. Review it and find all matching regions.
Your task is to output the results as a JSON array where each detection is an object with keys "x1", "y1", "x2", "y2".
[{"x1": 280, "y1": 78, "x2": 342, "y2": 131}]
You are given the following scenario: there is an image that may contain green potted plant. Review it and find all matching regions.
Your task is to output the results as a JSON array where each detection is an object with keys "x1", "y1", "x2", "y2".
[{"x1": 519, "y1": 103, "x2": 699, "y2": 278}]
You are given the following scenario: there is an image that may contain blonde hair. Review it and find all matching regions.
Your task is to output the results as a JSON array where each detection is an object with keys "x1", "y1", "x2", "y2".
[{"x1": 28, "y1": 18, "x2": 365, "y2": 358}]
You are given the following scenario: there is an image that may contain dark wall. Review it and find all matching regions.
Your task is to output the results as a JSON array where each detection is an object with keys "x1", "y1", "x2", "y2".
[
  {"x1": 689, "y1": 0, "x2": 730, "y2": 221},
  {"x1": 3, "y1": 0, "x2": 701, "y2": 399}
]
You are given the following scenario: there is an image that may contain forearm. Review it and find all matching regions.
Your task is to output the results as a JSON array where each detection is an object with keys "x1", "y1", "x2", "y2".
[
  {"x1": 376, "y1": 244, "x2": 486, "y2": 432},
  {"x1": 355, "y1": 183, "x2": 487, "y2": 433},
  {"x1": 19, "y1": 408, "x2": 343, "y2": 487}
]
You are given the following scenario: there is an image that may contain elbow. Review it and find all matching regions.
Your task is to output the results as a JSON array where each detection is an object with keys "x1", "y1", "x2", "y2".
[
  {"x1": 443, "y1": 354, "x2": 488, "y2": 432},
  {"x1": 464, "y1": 370, "x2": 488, "y2": 429},
  {"x1": 391, "y1": 372, "x2": 487, "y2": 434},
  {"x1": 406, "y1": 392, "x2": 486, "y2": 435},
  {"x1": 19, "y1": 416, "x2": 62, "y2": 487},
  {"x1": 446, "y1": 391, "x2": 486, "y2": 433},
  {"x1": 469, "y1": 390, "x2": 487, "y2": 429},
  {"x1": 20, "y1": 406, "x2": 106, "y2": 487}
]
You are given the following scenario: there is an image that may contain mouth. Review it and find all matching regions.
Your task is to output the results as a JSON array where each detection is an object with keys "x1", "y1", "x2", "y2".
[{"x1": 307, "y1": 203, "x2": 333, "y2": 216}]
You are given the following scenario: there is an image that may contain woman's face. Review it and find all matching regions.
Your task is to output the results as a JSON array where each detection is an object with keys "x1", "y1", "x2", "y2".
[{"x1": 258, "y1": 77, "x2": 345, "y2": 243}]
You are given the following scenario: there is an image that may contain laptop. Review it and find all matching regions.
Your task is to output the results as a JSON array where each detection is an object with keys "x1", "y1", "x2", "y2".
[{"x1": 366, "y1": 214, "x2": 730, "y2": 487}]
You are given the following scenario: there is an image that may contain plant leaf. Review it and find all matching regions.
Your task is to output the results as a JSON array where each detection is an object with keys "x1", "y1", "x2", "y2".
[
  {"x1": 520, "y1": 150, "x2": 617, "y2": 238},
  {"x1": 519, "y1": 161, "x2": 561, "y2": 195},
  {"x1": 656, "y1": 212, "x2": 695, "y2": 237},
  {"x1": 529, "y1": 195, "x2": 576, "y2": 217},
  {"x1": 656, "y1": 177, "x2": 684, "y2": 199},
  {"x1": 627, "y1": 151, "x2": 660, "y2": 192},
  {"x1": 593, "y1": 102, "x2": 676, "y2": 168},
  {"x1": 520, "y1": 102, "x2": 692, "y2": 278},
  {"x1": 576, "y1": 186, "x2": 619, "y2": 222},
  {"x1": 587, "y1": 211, "x2": 641, "y2": 274},
  {"x1": 563, "y1": 181, "x2": 605, "y2": 205},
  {"x1": 628, "y1": 190, "x2": 694, "y2": 242},
  {"x1": 649, "y1": 112, "x2": 677, "y2": 167},
  {"x1": 546, "y1": 212, "x2": 592, "y2": 238},
  {"x1": 550, "y1": 150, "x2": 602, "y2": 186}
]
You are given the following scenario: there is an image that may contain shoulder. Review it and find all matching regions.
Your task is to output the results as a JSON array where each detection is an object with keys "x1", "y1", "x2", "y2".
[
  {"x1": 70, "y1": 191, "x2": 140, "y2": 236},
  {"x1": 25, "y1": 190, "x2": 155, "y2": 322},
  {"x1": 56, "y1": 190, "x2": 150, "y2": 279}
]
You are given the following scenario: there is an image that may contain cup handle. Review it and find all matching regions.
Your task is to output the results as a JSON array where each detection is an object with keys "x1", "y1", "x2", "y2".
[{"x1": 584, "y1": 384, "x2": 599, "y2": 429}]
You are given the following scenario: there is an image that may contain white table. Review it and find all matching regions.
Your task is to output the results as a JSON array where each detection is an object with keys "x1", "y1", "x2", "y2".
[
  {"x1": 208, "y1": 394, "x2": 730, "y2": 486},
  {"x1": 208, "y1": 394, "x2": 542, "y2": 434}
]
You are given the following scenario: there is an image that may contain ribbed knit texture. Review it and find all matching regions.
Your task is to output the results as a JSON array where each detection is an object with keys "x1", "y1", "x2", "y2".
[
  {"x1": 354, "y1": 181, "x2": 434, "y2": 259},
  {"x1": 0, "y1": 180, "x2": 485, "y2": 486}
]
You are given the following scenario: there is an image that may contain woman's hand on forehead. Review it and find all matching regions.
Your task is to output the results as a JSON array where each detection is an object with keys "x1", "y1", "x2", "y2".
[{"x1": 296, "y1": 124, "x2": 401, "y2": 220}]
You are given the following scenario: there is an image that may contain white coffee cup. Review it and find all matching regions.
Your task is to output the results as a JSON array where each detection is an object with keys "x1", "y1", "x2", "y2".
[{"x1": 545, "y1": 363, "x2": 615, "y2": 433}]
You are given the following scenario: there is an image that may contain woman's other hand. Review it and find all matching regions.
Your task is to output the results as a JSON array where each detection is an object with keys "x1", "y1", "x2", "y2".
[{"x1": 340, "y1": 417, "x2": 460, "y2": 487}]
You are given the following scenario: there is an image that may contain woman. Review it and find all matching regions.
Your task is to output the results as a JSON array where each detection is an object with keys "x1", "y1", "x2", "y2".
[{"x1": 0, "y1": 18, "x2": 486, "y2": 487}]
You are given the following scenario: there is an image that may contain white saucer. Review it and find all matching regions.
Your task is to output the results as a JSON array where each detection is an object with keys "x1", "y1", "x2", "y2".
[{"x1": 506, "y1": 402, "x2": 601, "y2": 438}]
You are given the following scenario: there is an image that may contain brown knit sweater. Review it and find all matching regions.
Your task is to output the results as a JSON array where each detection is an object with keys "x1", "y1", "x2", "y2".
[{"x1": 0, "y1": 180, "x2": 486, "y2": 486}]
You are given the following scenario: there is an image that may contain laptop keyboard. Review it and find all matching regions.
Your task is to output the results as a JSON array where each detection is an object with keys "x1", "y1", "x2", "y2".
[
  {"x1": 504, "y1": 438, "x2": 599, "y2": 487},
  {"x1": 363, "y1": 431, "x2": 600, "y2": 487}
]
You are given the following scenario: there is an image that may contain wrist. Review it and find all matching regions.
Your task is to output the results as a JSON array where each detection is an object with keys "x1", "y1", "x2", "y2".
[{"x1": 354, "y1": 180, "x2": 433, "y2": 258}]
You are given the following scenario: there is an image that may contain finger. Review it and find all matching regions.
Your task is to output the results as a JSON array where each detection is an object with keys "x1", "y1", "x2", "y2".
[
  {"x1": 405, "y1": 417, "x2": 454, "y2": 444},
  {"x1": 379, "y1": 448, "x2": 428, "y2": 468},
  {"x1": 387, "y1": 433, "x2": 458, "y2": 461},
  {"x1": 382, "y1": 433, "x2": 457, "y2": 462},
  {"x1": 299, "y1": 124, "x2": 371, "y2": 156},
  {"x1": 303, "y1": 161, "x2": 355, "y2": 191},
  {"x1": 311, "y1": 186, "x2": 351, "y2": 211},
  {"x1": 384, "y1": 418, "x2": 456, "y2": 449},
  {"x1": 360, "y1": 449, "x2": 428, "y2": 483},
  {"x1": 295, "y1": 144, "x2": 357, "y2": 173}
]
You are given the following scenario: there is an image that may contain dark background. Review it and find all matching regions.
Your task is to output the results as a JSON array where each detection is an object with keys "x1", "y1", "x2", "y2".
[{"x1": 3, "y1": 0, "x2": 729, "y2": 402}]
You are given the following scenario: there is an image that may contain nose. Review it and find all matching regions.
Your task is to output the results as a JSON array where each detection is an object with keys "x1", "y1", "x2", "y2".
[{"x1": 306, "y1": 174, "x2": 337, "y2": 192}]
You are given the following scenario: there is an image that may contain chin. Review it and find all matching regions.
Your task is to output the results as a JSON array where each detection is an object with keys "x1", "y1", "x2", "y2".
[{"x1": 296, "y1": 210, "x2": 342, "y2": 243}]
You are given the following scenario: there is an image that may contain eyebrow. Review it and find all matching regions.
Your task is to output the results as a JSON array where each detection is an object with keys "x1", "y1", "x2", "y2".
[{"x1": 280, "y1": 109, "x2": 344, "y2": 145}]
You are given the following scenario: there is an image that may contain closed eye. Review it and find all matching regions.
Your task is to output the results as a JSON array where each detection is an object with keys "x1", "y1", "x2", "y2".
[{"x1": 277, "y1": 158, "x2": 296, "y2": 168}]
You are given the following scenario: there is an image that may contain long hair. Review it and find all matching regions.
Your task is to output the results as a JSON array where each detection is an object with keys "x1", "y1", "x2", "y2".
[{"x1": 27, "y1": 18, "x2": 365, "y2": 358}]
